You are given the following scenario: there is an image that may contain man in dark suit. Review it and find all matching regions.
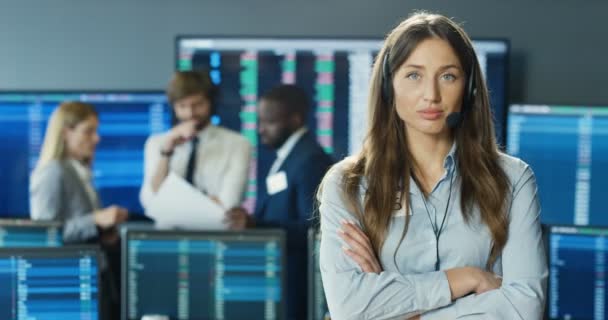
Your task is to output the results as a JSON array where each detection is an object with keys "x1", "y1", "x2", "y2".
[{"x1": 226, "y1": 84, "x2": 334, "y2": 320}]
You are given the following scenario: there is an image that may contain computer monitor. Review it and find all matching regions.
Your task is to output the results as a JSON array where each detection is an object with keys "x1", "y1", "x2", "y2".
[
  {"x1": 547, "y1": 225, "x2": 608, "y2": 319},
  {"x1": 0, "y1": 246, "x2": 101, "y2": 320},
  {"x1": 0, "y1": 219, "x2": 62, "y2": 247},
  {"x1": 507, "y1": 104, "x2": 608, "y2": 226},
  {"x1": 0, "y1": 91, "x2": 172, "y2": 217},
  {"x1": 176, "y1": 36, "x2": 509, "y2": 209},
  {"x1": 122, "y1": 229, "x2": 286, "y2": 320},
  {"x1": 308, "y1": 228, "x2": 330, "y2": 320}
]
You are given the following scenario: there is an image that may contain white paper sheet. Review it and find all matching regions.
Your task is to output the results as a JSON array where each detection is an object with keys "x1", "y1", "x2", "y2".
[{"x1": 146, "y1": 172, "x2": 227, "y2": 230}]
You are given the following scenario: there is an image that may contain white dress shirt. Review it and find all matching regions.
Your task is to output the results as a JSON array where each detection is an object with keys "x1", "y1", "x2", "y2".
[
  {"x1": 318, "y1": 147, "x2": 547, "y2": 319},
  {"x1": 267, "y1": 127, "x2": 308, "y2": 177},
  {"x1": 140, "y1": 125, "x2": 252, "y2": 210}
]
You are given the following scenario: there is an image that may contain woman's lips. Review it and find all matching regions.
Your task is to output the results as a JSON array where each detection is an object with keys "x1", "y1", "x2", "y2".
[{"x1": 418, "y1": 109, "x2": 444, "y2": 120}]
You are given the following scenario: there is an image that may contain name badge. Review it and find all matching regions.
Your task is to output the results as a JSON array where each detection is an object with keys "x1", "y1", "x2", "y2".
[{"x1": 266, "y1": 171, "x2": 288, "y2": 195}]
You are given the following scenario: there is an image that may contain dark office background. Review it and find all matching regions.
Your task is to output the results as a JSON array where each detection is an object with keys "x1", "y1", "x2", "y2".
[{"x1": 0, "y1": 0, "x2": 606, "y2": 105}]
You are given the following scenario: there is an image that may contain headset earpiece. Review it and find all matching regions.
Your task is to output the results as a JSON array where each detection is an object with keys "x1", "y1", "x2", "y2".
[
  {"x1": 381, "y1": 51, "x2": 392, "y2": 105},
  {"x1": 461, "y1": 62, "x2": 477, "y2": 117}
]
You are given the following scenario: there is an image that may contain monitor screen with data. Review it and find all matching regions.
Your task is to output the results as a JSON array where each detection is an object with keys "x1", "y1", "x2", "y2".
[
  {"x1": 308, "y1": 228, "x2": 330, "y2": 320},
  {"x1": 122, "y1": 229, "x2": 285, "y2": 320},
  {"x1": 547, "y1": 225, "x2": 608, "y2": 319},
  {"x1": 507, "y1": 104, "x2": 608, "y2": 226},
  {"x1": 0, "y1": 92, "x2": 172, "y2": 216},
  {"x1": 0, "y1": 246, "x2": 100, "y2": 320},
  {"x1": 0, "y1": 219, "x2": 62, "y2": 247},
  {"x1": 176, "y1": 37, "x2": 509, "y2": 209}
]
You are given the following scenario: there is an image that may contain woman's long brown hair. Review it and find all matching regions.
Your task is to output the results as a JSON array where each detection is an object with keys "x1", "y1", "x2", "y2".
[{"x1": 341, "y1": 12, "x2": 510, "y2": 270}]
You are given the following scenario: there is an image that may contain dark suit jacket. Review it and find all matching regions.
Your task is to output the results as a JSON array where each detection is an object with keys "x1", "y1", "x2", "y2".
[{"x1": 255, "y1": 132, "x2": 334, "y2": 320}]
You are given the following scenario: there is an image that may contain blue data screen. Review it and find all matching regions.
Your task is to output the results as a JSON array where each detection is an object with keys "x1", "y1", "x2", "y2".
[
  {"x1": 548, "y1": 226, "x2": 608, "y2": 320},
  {"x1": 0, "y1": 225, "x2": 62, "y2": 247},
  {"x1": 0, "y1": 93, "x2": 171, "y2": 216},
  {"x1": 125, "y1": 232, "x2": 283, "y2": 320},
  {"x1": 0, "y1": 249, "x2": 99, "y2": 320},
  {"x1": 177, "y1": 38, "x2": 508, "y2": 210},
  {"x1": 507, "y1": 105, "x2": 608, "y2": 226},
  {"x1": 311, "y1": 231, "x2": 330, "y2": 320}
]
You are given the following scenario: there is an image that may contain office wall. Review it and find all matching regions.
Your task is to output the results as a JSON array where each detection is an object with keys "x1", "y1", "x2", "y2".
[{"x1": 0, "y1": 0, "x2": 606, "y2": 105}]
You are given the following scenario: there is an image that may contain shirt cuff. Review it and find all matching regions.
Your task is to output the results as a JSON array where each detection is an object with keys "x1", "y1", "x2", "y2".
[
  {"x1": 82, "y1": 214, "x2": 99, "y2": 239},
  {"x1": 411, "y1": 270, "x2": 452, "y2": 312}
]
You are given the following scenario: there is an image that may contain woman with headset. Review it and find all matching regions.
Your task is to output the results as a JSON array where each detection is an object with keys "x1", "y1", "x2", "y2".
[{"x1": 317, "y1": 12, "x2": 546, "y2": 319}]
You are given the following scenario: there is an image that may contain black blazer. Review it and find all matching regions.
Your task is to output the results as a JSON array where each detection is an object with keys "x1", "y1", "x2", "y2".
[{"x1": 254, "y1": 131, "x2": 334, "y2": 320}]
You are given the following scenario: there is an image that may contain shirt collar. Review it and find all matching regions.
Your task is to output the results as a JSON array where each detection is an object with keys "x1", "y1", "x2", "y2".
[
  {"x1": 443, "y1": 141, "x2": 458, "y2": 175},
  {"x1": 276, "y1": 127, "x2": 307, "y2": 160},
  {"x1": 409, "y1": 141, "x2": 458, "y2": 195},
  {"x1": 195, "y1": 123, "x2": 213, "y2": 141},
  {"x1": 69, "y1": 158, "x2": 92, "y2": 181}
]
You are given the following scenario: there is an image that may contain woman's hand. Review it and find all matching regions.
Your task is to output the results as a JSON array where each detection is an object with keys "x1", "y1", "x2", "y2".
[
  {"x1": 338, "y1": 220, "x2": 382, "y2": 274},
  {"x1": 94, "y1": 205, "x2": 128, "y2": 229},
  {"x1": 445, "y1": 267, "x2": 502, "y2": 300},
  {"x1": 472, "y1": 268, "x2": 502, "y2": 295}
]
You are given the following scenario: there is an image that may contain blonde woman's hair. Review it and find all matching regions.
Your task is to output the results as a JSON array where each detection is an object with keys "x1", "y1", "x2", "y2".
[{"x1": 36, "y1": 101, "x2": 98, "y2": 169}]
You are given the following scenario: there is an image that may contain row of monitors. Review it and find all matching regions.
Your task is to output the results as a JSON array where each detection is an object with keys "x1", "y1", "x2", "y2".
[
  {"x1": 0, "y1": 37, "x2": 509, "y2": 217},
  {"x1": 2, "y1": 94, "x2": 607, "y2": 229},
  {"x1": 0, "y1": 225, "x2": 286, "y2": 320},
  {"x1": 0, "y1": 37, "x2": 605, "y2": 228},
  {"x1": 1, "y1": 221, "x2": 607, "y2": 320}
]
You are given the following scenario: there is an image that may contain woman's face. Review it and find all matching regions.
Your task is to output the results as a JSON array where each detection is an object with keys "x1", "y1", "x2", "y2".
[
  {"x1": 392, "y1": 37, "x2": 466, "y2": 139},
  {"x1": 64, "y1": 115, "x2": 100, "y2": 162}
]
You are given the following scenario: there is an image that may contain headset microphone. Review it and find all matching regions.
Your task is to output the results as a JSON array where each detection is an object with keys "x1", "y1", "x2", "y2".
[{"x1": 446, "y1": 112, "x2": 462, "y2": 129}]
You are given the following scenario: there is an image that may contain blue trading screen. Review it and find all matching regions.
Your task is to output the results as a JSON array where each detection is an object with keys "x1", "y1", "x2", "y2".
[
  {"x1": 0, "y1": 223, "x2": 62, "y2": 247},
  {"x1": 548, "y1": 225, "x2": 608, "y2": 320},
  {"x1": 176, "y1": 37, "x2": 508, "y2": 210},
  {"x1": 0, "y1": 92, "x2": 171, "y2": 217},
  {"x1": 309, "y1": 229, "x2": 330, "y2": 320},
  {"x1": 0, "y1": 247, "x2": 99, "y2": 320},
  {"x1": 124, "y1": 231, "x2": 284, "y2": 320},
  {"x1": 507, "y1": 105, "x2": 608, "y2": 226}
]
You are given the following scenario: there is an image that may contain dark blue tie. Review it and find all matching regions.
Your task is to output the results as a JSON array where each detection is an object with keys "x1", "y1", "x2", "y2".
[{"x1": 185, "y1": 137, "x2": 199, "y2": 185}]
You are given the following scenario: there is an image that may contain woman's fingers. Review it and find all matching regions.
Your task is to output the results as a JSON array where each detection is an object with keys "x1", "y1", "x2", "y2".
[
  {"x1": 340, "y1": 220, "x2": 375, "y2": 253},
  {"x1": 338, "y1": 222, "x2": 382, "y2": 273},
  {"x1": 342, "y1": 246, "x2": 381, "y2": 273}
]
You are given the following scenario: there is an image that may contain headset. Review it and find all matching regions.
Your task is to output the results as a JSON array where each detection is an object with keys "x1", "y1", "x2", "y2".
[{"x1": 381, "y1": 46, "x2": 477, "y2": 128}]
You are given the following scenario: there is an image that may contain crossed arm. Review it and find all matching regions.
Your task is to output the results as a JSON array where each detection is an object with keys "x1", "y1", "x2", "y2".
[{"x1": 319, "y1": 165, "x2": 547, "y2": 319}]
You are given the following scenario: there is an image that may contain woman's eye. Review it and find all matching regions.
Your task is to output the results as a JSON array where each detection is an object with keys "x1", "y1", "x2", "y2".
[
  {"x1": 406, "y1": 72, "x2": 420, "y2": 80},
  {"x1": 442, "y1": 73, "x2": 457, "y2": 81}
]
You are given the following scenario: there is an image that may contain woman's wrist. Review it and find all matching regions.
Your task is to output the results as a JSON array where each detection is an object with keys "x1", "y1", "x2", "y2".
[{"x1": 445, "y1": 266, "x2": 479, "y2": 300}]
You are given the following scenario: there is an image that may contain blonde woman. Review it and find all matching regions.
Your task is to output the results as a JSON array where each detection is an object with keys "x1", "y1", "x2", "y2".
[
  {"x1": 30, "y1": 101, "x2": 128, "y2": 244},
  {"x1": 318, "y1": 12, "x2": 546, "y2": 319}
]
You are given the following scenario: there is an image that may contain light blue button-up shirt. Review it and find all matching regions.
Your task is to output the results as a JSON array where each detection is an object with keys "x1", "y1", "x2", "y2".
[{"x1": 318, "y1": 146, "x2": 547, "y2": 320}]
